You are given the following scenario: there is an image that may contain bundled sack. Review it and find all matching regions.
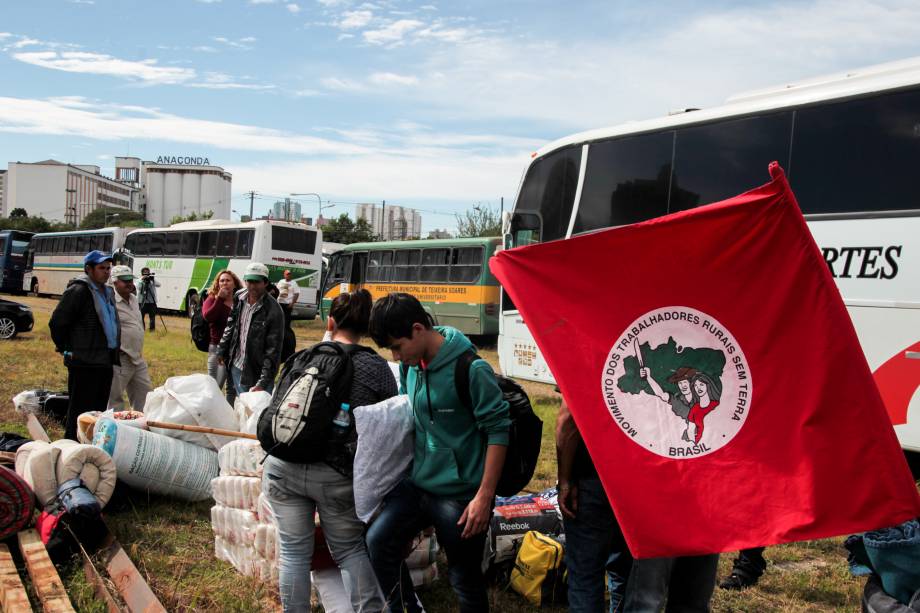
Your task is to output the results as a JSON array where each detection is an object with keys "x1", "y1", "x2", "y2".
[
  {"x1": 93, "y1": 418, "x2": 218, "y2": 501},
  {"x1": 488, "y1": 487, "x2": 563, "y2": 567},
  {"x1": 0, "y1": 465, "x2": 34, "y2": 540},
  {"x1": 234, "y1": 391, "x2": 272, "y2": 435},
  {"x1": 218, "y1": 440, "x2": 266, "y2": 477},
  {"x1": 353, "y1": 395, "x2": 415, "y2": 523},
  {"x1": 15, "y1": 440, "x2": 116, "y2": 508},
  {"x1": 144, "y1": 374, "x2": 238, "y2": 450},
  {"x1": 211, "y1": 476, "x2": 262, "y2": 513},
  {"x1": 509, "y1": 530, "x2": 567, "y2": 607}
]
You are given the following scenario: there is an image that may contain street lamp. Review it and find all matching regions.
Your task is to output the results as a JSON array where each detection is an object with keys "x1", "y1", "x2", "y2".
[
  {"x1": 289, "y1": 193, "x2": 322, "y2": 224},
  {"x1": 104, "y1": 211, "x2": 120, "y2": 228}
]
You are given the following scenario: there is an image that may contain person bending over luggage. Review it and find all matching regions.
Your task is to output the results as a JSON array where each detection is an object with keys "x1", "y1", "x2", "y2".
[
  {"x1": 366, "y1": 293, "x2": 510, "y2": 613},
  {"x1": 203, "y1": 269, "x2": 242, "y2": 401},
  {"x1": 49, "y1": 250, "x2": 121, "y2": 440},
  {"x1": 218, "y1": 262, "x2": 284, "y2": 398},
  {"x1": 263, "y1": 289, "x2": 395, "y2": 612}
]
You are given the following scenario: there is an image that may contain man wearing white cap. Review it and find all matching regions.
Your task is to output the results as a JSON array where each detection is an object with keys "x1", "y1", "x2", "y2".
[
  {"x1": 218, "y1": 262, "x2": 285, "y2": 398},
  {"x1": 108, "y1": 265, "x2": 152, "y2": 411}
]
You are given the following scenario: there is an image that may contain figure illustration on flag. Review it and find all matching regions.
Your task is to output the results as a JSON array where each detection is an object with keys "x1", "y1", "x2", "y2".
[{"x1": 601, "y1": 306, "x2": 750, "y2": 458}]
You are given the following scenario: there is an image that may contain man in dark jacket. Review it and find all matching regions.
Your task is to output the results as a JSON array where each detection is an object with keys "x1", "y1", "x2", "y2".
[
  {"x1": 218, "y1": 262, "x2": 284, "y2": 397},
  {"x1": 49, "y1": 250, "x2": 121, "y2": 440}
]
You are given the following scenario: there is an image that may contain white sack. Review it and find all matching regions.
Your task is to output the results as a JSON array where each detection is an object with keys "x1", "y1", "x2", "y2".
[
  {"x1": 410, "y1": 563, "x2": 438, "y2": 588},
  {"x1": 217, "y1": 439, "x2": 265, "y2": 477},
  {"x1": 210, "y1": 504, "x2": 259, "y2": 546},
  {"x1": 211, "y1": 476, "x2": 261, "y2": 512},
  {"x1": 233, "y1": 391, "x2": 272, "y2": 434},
  {"x1": 144, "y1": 374, "x2": 238, "y2": 450},
  {"x1": 93, "y1": 418, "x2": 217, "y2": 501},
  {"x1": 406, "y1": 534, "x2": 439, "y2": 569},
  {"x1": 12, "y1": 390, "x2": 42, "y2": 415},
  {"x1": 257, "y1": 493, "x2": 275, "y2": 525},
  {"x1": 253, "y1": 522, "x2": 278, "y2": 560},
  {"x1": 353, "y1": 395, "x2": 414, "y2": 523}
]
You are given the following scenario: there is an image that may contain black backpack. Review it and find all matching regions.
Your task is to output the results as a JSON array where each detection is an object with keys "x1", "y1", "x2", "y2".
[
  {"x1": 190, "y1": 305, "x2": 210, "y2": 352},
  {"x1": 257, "y1": 342, "x2": 372, "y2": 464},
  {"x1": 455, "y1": 351, "x2": 543, "y2": 497}
]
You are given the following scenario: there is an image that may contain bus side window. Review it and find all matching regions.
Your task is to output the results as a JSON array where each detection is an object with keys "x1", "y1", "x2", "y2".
[
  {"x1": 65, "y1": 236, "x2": 77, "y2": 254},
  {"x1": 78, "y1": 235, "x2": 91, "y2": 254},
  {"x1": 574, "y1": 132, "x2": 673, "y2": 233},
  {"x1": 237, "y1": 229, "x2": 254, "y2": 257},
  {"x1": 198, "y1": 231, "x2": 218, "y2": 257},
  {"x1": 420, "y1": 248, "x2": 449, "y2": 283},
  {"x1": 165, "y1": 232, "x2": 182, "y2": 256},
  {"x1": 367, "y1": 250, "x2": 393, "y2": 282},
  {"x1": 148, "y1": 232, "x2": 165, "y2": 256},
  {"x1": 181, "y1": 232, "x2": 199, "y2": 256},
  {"x1": 217, "y1": 230, "x2": 238, "y2": 256},
  {"x1": 394, "y1": 249, "x2": 420, "y2": 282},
  {"x1": 516, "y1": 146, "x2": 581, "y2": 243},
  {"x1": 449, "y1": 247, "x2": 482, "y2": 283}
]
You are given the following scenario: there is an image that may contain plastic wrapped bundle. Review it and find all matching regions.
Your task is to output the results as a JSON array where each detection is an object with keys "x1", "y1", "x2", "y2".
[
  {"x1": 93, "y1": 418, "x2": 218, "y2": 502},
  {"x1": 406, "y1": 534, "x2": 439, "y2": 569},
  {"x1": 253, "y1": 523, "x2": 277, "y2": 562},
  {"x1": 144, "y1": 374, "x2": 238, "y2": 450},
  {"x1": 217, "y1": 440, "x2": 265, "y2": 477},
  {"x1": 0, "y1": 466, "x2": 34, "y2": 540},
  {"x1": 214, "y1": 535, "x2": 260, "y2": 577},
  {"x1": 210, "y1": 505, "x2": 259, "y2": 546},
  {"x1": 211, "y1": 476, "x2": 262, "y2": 512},
  {"x1": 257, "y1": 493, "x2": 275, "y2": 525}
]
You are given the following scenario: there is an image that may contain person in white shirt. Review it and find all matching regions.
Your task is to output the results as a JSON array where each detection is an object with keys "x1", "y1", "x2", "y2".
[
  {"x1": 276, "y1": 269, "x2": 300, "y2": 324},
  {"x1": 108, "y1": 265, "x2": 152, "y2": 410}
]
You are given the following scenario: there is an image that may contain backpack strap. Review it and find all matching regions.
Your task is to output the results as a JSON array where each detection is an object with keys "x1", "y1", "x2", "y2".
[{"x1": 454, "y1": 350, "x2": 481, "y2": 411}]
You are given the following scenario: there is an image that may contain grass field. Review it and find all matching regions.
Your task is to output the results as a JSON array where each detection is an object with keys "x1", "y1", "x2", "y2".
[{"x1": 0, "y1": 294, "x2": 909, "y2": 612}]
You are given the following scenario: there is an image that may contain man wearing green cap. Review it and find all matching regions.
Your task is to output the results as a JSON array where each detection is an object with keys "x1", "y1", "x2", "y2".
[
  {"x1": 108, "y1": 265, "x2": 152, "y2": 411},
  {"x1": 218, "y1": 262, "x2": 285, "y2": 399}
]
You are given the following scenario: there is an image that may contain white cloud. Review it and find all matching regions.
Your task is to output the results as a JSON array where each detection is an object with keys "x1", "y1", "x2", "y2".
[
  {"x1": 10, "y1": 38, "x2": 43, "y2": 49},
  {"x1": 320, "y1": 77, "x2": 365, "y2": 91},
  {"x1": 193, "y1": 45, "x2": 218, "y2": 53},
  {"x1": 369, "y1": 72, "x2": 418, "y2": 86},
  {"x1": 338, "y1": 10, "x2": 373, "y2": 29},
  {"x1": 0, "y1": 34, "x2": 12, "y2": 40},
  {"x1": 196, "y1": 0, "x2": 222, "y2": 3},
  {"x1": 363, "y1": 19, "x2": 423, "y2": 45},
  {"x1": 212, "y1": 36, "x2": 255, "y2": 49},
  {"x1": 68, "y1": 0, "x2": 95, "y2": 5},
  {"x1": 240, "y1": 36, "x2": 258, "y2": 43},
  {"x1": 12, "y1": 51, "x2": 196, "y2": 85},
  {"x1": 190, "y1": 72, "x2": 277, "y2": 90},
  {"x1": 250, "y1": 0, "x2": 277, "y2": 3},
  {"x1": 286, "y1": 3, "x2": 301, "y2": 13}
]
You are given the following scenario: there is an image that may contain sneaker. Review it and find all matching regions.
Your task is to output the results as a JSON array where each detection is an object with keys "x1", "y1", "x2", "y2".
[{"x1": 719, "y1": 572, "x2": 759, "y2": 590}]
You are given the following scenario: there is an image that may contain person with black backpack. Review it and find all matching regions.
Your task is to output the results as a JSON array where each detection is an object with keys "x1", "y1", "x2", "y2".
[
  {"x1": 260, "y1": 289, "x2": 394, "y2": 612},
  {"x1": 201, "y1": 270, "x2": 242, "y2": 400},
  {"x1": 366, "y1": 292, "x2": 510, "y2": 613}
]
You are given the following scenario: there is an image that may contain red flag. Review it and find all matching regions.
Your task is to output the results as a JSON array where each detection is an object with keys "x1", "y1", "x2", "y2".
[{"x1": 491, "y1": 163, "x2": 920, "y2": 558}]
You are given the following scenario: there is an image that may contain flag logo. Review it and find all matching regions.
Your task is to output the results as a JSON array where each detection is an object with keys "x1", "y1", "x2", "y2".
[{"x1": 600, "y1": 306, "x2": 753, "y2": 459}]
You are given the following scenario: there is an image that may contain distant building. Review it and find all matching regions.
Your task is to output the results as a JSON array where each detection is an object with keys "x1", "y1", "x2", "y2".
[
  {"x1": 427, "y1": 228, "x2": 453, "y2": 239},
  {"x1": 355, "y1": 203, "x2": 422, "y2": 240},
  {"x1": 0, "y1": 170, "x2": 6, "y2": 216},
  {"x1": 115, "y1": 156, "x2": 232, "y2": 226},
  {"x1": 5, "y1": 160, "x2": 137, "y2": 225},
  {"x1": 271, "y1": 199, "x2": 301, "y2": 222}
]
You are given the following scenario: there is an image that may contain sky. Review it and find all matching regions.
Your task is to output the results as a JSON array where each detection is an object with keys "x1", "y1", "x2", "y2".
[{"x1": 3, "y1": 0, "x2": 920, "y2": 233}]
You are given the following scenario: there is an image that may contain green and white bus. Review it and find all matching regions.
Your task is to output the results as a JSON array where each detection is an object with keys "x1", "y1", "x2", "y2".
[
  {"x1": 23, "y1": 227, "x2": 132, "y2": 296},
  {"x1": 124, "y1": 219, "x2": 323, "y2": 317},
  {"x1": 320, "y1": 237, "x2": 501, "y2": 337}
]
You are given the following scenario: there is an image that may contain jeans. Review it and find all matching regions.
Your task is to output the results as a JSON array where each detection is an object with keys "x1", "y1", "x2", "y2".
[
  {"x1": 263, "y1": 456, "x2": 384, "y2": 613},
  {"x1": 229, "y1": 364, "x2": 273, "y2": 398},
  {"x1": 207, "y1": 344, "x2": 227, "y2": 388},
  {"x1": 563, "y1": 477, "x2": 633, "y2": 613},
  {"x1": 66, "y1": 365, "x2": 113, "y2": 440},
  {"x1": 367, "y1": 478, "x2": 489, "y2": 613},
  {"x1": 624, "y1": 554, "x2": 720, "y2": 613}
]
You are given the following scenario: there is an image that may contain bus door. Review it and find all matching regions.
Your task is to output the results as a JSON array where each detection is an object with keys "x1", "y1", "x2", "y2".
[
  {"x1": 500, "y1": 211, "x2": 554, "y2": 382},
  {"x1": 320, "y1": 252, "x2": 353, "y2": 319},
  {"x1": 351, "y1": 251, "x2": 368, "y2": 286}
]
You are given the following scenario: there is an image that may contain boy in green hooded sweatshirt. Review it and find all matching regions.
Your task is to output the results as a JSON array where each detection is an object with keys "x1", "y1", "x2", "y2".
[{"x1": 367, "y1": 293, "x2": 510, "y2": 613}]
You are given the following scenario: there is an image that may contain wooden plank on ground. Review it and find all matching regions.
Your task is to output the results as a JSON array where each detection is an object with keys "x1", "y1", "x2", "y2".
[
  {"x1": 17, "y1": 530, "x2": 74, "y2": 612},
  {"x1": 98, "y1": 524, "x2": 165, "y2": 613},
  {"x1": 0, "y1": 543, "x2": 32, "y2": 612},
  {"x1": 78, "y1": 545, "x2": 123, "y2": 613},
  {"x1": 26, "y1": 414, "x2": 50, "y2": 443}
]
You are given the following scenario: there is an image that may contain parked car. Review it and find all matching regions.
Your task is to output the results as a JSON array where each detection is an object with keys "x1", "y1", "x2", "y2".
[{"x1": 0, "y1": 298, "x2": 33, "y2": 339}]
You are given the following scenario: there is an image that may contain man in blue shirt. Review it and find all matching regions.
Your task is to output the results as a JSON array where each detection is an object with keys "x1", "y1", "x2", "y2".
[{"x1": 50, "y1": 250, "x2": 121, "y2": 439}]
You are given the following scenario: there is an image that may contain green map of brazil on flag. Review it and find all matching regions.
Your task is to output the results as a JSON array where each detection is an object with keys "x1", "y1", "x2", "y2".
[{"x1": 490, "y1": 163, "x2": 920, "y2": 558}]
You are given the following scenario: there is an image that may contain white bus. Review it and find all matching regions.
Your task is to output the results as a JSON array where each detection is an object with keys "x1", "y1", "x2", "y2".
[
  {"x1": 23, "y1": 227, "x2": 131, "y2": 296},
  {"x1": 498, "y1": 58, "x2": 920, "y2": 452},
  {"x1": 122, "y1": 219, "x2": 323, "y2": 318}
]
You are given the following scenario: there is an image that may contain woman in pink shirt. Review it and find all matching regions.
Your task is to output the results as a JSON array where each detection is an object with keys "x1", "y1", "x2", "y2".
[{"x1": 203, "y1": 270, "x2": 242, "y2": 401}]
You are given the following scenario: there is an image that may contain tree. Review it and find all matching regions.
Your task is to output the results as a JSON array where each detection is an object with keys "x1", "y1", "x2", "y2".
[
  {"x1": 9, "y1": 208, "x2": 27, "y2": 219},
  {"x1": 0, "y1": 214, "x2": 72, "y2": 233},
  {"x1": 455, "y1": 205, "x2": 502, "y2": 237},
  {"x1": 79, "y1": 207, "x2": 146, "y2": 229},
  {"x1": 322, "y1": 213, "x2": 378, "y2": 244},
  {"x1": 169, "y1": 210, "x2": 214, "y2": 225}
]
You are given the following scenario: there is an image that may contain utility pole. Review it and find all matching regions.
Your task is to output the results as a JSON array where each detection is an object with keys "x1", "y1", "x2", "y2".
[
  {"x1": 248, "y1": 191, "x2": 255, "y2": 220},
  {"x1": 500, "y1": 197, "x2": 504, "y2": 217},
  {"x1": 380, "y1": 199, "x2": 386, "y2": 240}
]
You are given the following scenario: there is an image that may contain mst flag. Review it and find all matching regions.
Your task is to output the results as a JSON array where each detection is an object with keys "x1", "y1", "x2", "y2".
[{"x1": 490, "y1": 163, "x2": 920, "y2": 558}]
